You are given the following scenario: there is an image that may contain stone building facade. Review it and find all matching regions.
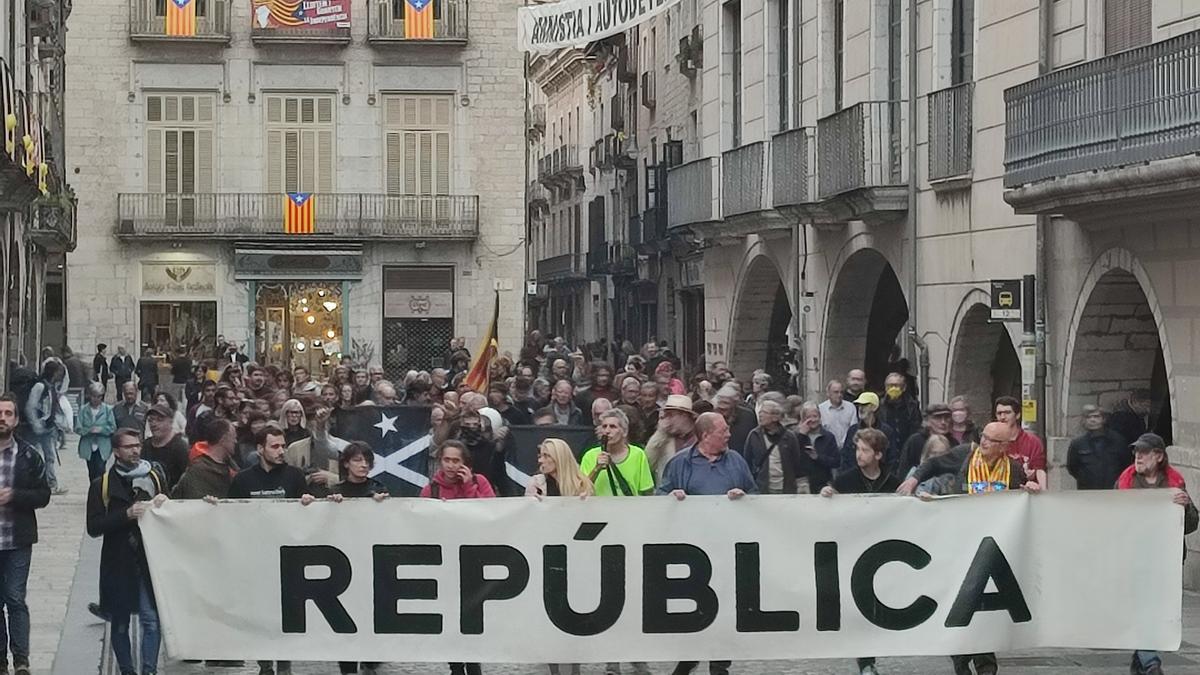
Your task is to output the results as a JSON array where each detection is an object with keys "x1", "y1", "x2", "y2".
[
  {"x1": 65, "y1": 0, "x2": 524, "y2": 377},
  {"x1": 527, "y1": 1, "x2": 1200, "y2": 583},
  {"x1": 0, "y1": 0, "x2": 75, "y2": 388}
]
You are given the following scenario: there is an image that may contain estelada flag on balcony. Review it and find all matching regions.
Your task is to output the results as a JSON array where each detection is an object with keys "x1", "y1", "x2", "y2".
[
  {"x1": 404, "y1": 0, "x2": 435, "y2": 39},
  {"x1": 463, "y1": 292, "x2": 500, "y2": 393},
  {"x1": 166, "y1": 0, "x2": 197, "y2": 37},
  {"x1": 283, "y1": 192, "x2": 315, "y2": 234}
]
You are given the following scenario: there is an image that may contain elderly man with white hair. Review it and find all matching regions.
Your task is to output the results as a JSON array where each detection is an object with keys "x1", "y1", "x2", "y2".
[
  {"x1": 744, "y1": 398, "x2": 811, "y2": 494},
  {"x1": 713, "y1": 382, "x2": 758, "y2": 456}
]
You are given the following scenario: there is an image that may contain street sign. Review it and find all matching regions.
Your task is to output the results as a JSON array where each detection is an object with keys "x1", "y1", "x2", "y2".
[{"x1": 990, "y1": 279, "x2": 1022, "y2": 321}]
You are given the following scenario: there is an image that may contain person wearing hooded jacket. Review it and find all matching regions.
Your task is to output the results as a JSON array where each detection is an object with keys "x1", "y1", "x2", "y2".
[
  {"x1": 1117, "y1": 433, "x2": 1198, "y2": 675},
  {"x1": 86, "y1": 428, "x2": 169, "y2": 675},
  {"x1": 171, "y1": 415, "x2": 237, "y2": 500}
]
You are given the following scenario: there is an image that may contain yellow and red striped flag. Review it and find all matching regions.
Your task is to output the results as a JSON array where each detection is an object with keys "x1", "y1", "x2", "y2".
[
  {"x1": 283, "y1": 192, "x2": 315, "y2": 234},
  {"x1": 166, "y1": 0, "x2": 197, "y2": 37},
  {"x1": 404, "y1": 0, "x2": 435, "y2": 39},
  {"x1": 463, "y1": 292, "x2": 500, "y2": 393}
]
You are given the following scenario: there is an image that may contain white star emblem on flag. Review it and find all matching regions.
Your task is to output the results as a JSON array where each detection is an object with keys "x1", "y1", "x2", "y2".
[{"x1": 374, "y1": 413, "x2": 398, "y2": 437}]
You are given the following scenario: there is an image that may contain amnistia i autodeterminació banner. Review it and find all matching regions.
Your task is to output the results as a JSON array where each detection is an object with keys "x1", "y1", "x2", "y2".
[
  {"x1": 518, "y1": 0, "x2": 683, "y2": 52},
  {"x1": 140, "y1": 490, "x2": 1184, "y2": 662}
]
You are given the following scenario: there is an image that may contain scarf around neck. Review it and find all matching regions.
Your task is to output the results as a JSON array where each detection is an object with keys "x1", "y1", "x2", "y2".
[{"x1": 967, "y1": 446, "x2": 1010, "y2": 494}]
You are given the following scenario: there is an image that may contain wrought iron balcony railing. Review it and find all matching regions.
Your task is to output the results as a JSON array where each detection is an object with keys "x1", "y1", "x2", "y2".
[
  {"x1": 1004, "y1": 30, "x2": 1200, "y2": 188},
  {"x1": 368, "y1": 0, "x2": 468, "y2": 43},
  {"x1": 537, "y1": 253, "x2": 585, "y2": 282},
  {"x1": 928, "y1": 82, "x2": 974, "y2": 182},
  {"x1": 722, "y1": 141, "x2": 770, "y2": 217},
  {"x1": 129, "y1": 0, "x2": 231, "y2": 42},
  {"x1": 771, "y1": 127, "x2": 815, "y2": 207},
  {"x1": 817, "y1": 101, "x2": 904, "y2": 199},
  {"x1": 667, "y1": 156, "x2": 720, "y2": 228},
  {"x1": 116, "y1": 193, "x2": 479, "y2": 240}
]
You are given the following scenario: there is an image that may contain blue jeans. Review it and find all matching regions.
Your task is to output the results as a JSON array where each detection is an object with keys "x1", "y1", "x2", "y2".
[
  {"x1": 0, "y1": 547, "x2": 33, "y2": 666},
  {"x1": 35, "y1": 432, "x2": 58, "y2": 490},
  {"x1": 110, "y1": 576, "x2": 160, "y2": 675},
  {"x1": 1135, "y1": 650, "x2": 1161, "y2": 669}
]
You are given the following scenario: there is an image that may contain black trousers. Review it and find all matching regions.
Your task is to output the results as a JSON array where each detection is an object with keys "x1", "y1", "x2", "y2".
[
  {"x1": 671, "y1": 662, "x2": 731, "y2": 675},
  {"x1": 952, "y1": 653, "x2": 997, "y2": 675}
]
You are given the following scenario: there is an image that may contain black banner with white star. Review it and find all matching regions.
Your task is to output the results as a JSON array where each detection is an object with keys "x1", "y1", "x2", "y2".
[{"x1": 335, "y1": 406, "x2": 433, "y2": 497}]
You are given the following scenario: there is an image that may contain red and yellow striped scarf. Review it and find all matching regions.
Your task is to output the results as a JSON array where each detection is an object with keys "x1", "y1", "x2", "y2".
[{"x1": 967, "y1": 446, "x2": 1010, "y2": 494}]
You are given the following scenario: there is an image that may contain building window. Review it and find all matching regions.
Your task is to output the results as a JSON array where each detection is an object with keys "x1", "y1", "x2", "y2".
[
  {"x1": 833, "y1": 0, "x2": 844, "y2": 111},
  {"x1": 725, "y1": 0, "x2": 742, "y2": 148},
  {"x1": 1105, "y1": 0, "x2": 1151, "y2": 55},
  {"x1": 146, "y1": 93, "x2": 215, "y2": 195},
  {"x1": 951, "y1": 0, "x2": 974, "y2": 84},
  {"x1": 265, "y1": 93, "x2": 335, "y2": 194},
  {"x1": 152, "y1": 0, "x2": 209, "y2": 17},
  {"x1": 384, "y1": 94, "x2": 452, "y2": 196},
  {"x1": 776, "y1": 0, "x2": 789, "y2": 132}
]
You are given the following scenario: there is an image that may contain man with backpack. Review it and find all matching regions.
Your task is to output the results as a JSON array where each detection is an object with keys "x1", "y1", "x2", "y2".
[
  {"x1": 17, "y1": 361, "x2": 66, "y2": 495},
  {"x1": 86, "y1": 428, "x2": 169, "y2": 675}
]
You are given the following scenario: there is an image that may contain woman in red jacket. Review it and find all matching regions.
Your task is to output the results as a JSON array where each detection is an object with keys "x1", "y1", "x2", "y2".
[
  {"x1": 420, "y1": 440, "x2": 496, "y2": 500},
  {"x1": 420, "y1": 439, "x2": 493, "y2": 675}
]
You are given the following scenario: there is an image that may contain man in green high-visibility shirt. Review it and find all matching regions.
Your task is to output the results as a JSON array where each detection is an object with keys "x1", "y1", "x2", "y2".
[
  {"x1": 579, "y1": 408, "x2": 655, "y2": 497},
  {"x1": 577, "y1": 407, "x2": 654, "y2": 675}
]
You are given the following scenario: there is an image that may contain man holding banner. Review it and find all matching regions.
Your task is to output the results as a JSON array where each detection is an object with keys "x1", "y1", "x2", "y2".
[{"x1": 579, "y1": 409, "x2": 654, "y2": 498}]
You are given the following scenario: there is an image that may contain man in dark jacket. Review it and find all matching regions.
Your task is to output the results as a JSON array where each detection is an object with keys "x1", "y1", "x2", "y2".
[
  {"x1": 110, "y1": 346, "x2": 135, "y2": 395},
  {"x1": 714, "y1": 383, "x2": 757, "y2": 456},
  {"x1": 1067, "y1": 405, "x2": 1132, "y2": 490},
  {"x1": 142, "y1": 404, "x2": 190, "y2": 491},
  {"x1": 86, "y1": 428, "x2": 168, "y2": 675},
  {"x1": 879, "y1": 372, "x2": 922, "y2": 449},
  {"x1": 840, "y1": 392, "x2": 898, "y2": 475},
  {"x1": 790, "y1": 401, "x2": 840, "y2": 492},
  {"x1": 1108, "y1": 389, "x2": 1152, "y2": 448},
  {"x1": 745, "y1": 399, "x2": 810, "y2": 494},
  {"x1": 62, "y1": 347, "x2": 87, "y2": 391},
  {"x1": 897, "y1": 402, "x2": 954, "y2": 478},
  {"x1": 135, "y1": 348, "x2": 159, "y2": 402},
  {"x1": 93, "y1": 344, "x2": 111, "y2": 396},
  {"x1": 0, "y1": 394, "x2": 50, "y2": 675}
]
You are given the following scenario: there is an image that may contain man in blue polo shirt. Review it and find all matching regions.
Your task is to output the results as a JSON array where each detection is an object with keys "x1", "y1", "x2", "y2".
[{"x1": 656, "y1": 411, "x2": 757, "y2": 675}]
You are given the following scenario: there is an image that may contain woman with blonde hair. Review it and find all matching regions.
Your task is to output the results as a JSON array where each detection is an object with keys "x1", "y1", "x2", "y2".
[
  {"x1": 526, "y1": 438, "x2": 593, "y2": 498},
  {"x1": 278, "y1": 398, "x2": 310, "y2": 446}
]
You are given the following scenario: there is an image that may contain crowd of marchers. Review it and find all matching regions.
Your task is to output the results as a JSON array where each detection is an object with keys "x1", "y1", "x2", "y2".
[{"x1": 0, "y1": 332, "x2": 1194, "y2": 675}]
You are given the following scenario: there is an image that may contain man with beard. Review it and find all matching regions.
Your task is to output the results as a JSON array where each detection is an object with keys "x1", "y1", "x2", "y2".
[
  {"x1": 213, "y1": 384, "x2": 241, "y2": 422},
  {"x1": 0, "y1": 395, "x2": 49, "y2": 675},
  {"x1": 575, "y1": 364, "x2": 617, "y2": 426},
  {"x1": 228, "y1": 424, "x2": 309, "y2": 675},
  {"x1": 643, "y1": 395, "x2": 698, "y2": 481},
  {"x1": 86, "y1": 428, "x2": 169, "y2": 675},
  {"x1": 245, "y1": 366, "x2": 274, "y2": 400}
]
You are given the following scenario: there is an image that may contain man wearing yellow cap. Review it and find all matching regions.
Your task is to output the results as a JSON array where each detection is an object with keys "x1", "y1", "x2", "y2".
[{"x1": 837, "y1": 392, "x2": 898, "y2": 475}]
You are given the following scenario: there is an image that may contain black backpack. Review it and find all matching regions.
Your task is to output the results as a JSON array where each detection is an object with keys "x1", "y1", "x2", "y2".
[{"x1": 9, "y1": 366, "x2": 39, "y2": 425}]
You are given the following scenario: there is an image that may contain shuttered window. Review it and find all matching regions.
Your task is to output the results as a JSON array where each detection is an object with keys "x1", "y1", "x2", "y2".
[
  {"x1": 383, "y1": 94, "x2": 453, "y2": 196},
  {"x1": 264, "y1": 94, "x2": 335, "y2": 193},
  {"x1": 1105, "y1": 0, "x2": 1151, "y2": 55},
  {"x1": 145, "y1": 93, "x2": 215, "y2": 194}
]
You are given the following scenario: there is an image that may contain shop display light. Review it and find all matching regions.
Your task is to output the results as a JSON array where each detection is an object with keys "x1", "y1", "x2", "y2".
[
  {"x1": 295, "y1": 340, "x2": 307, "y2": 352},
  {"x1": 306, "y1": 315, "x2": 316, "y2": 324},
  {"x1": 323, "y1": 300, "x2": 338, "y2": 312}
]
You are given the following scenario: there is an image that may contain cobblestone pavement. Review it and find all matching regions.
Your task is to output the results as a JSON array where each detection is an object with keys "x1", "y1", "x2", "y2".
[{"x1": 27, "y1": 435, "x2": 1200, "y2": 675}]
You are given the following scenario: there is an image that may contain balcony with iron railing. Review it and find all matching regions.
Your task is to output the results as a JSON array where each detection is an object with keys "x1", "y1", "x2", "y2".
[
  {"x1": 928, "y1": 82, "x2": 974, "y2": 187},
  {"x1": 30, "y1": 193, "x2": 77, "y2": 253},
  {"x1": 0, "y1": 66, "x2": 47, "y2": 211},
  {"x1": 607, "y1": 242, "x2": 636, "y2": 276},
  {"x1": 816, "y1": 101, "x2": 907, "y2": 223},
  {"x1": 540, "y1": 145, "x2": 583, "y2": 186},
  {"x1": 666, "y1": 157, "x2": 720, "y2": 230},
  {"x1": 1004, "y1": 30, "x2": 1200, "y2": 224},
  {"x1": 129, "y1": 0, "x2": 231, "y2": 42},
  {"x1": 721, "y1": 142, "x2": 771, "y2": 219},
  {"x1": 116, "y1": 193, "x2": 479, "y2": 240},
  {"x1": 537, "y1": 253, "x2": 586, "y2": 283},
  {"x1": 771, "y1": 127, "x2": 816, "y2": 209},
  {"x1": 528, "y1": 181, "x2": 548, "y2": 210},
  {"x1": 368, "y1": 0, "x2": 468, "y2": 44}
]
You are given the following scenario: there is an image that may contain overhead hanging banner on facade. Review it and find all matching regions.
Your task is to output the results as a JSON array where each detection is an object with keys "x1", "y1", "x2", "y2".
[
  {"x1": 518, "y1": 0, "x2": 684, "y2": 53},
  {"x1": 141, "y1": 491, "x2": 1182, "y2": 662},
  {"x1": 252, "y1": 0, "x2": 351, "y2": 31}
]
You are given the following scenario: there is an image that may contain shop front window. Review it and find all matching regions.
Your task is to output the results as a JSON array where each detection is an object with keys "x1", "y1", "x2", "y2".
[
  {"x1": 255, "y1": 282, "x2": 343, "y2": 376},
  {"x1": 140, "y1": 302, "x2": 219, "y2": 357}
]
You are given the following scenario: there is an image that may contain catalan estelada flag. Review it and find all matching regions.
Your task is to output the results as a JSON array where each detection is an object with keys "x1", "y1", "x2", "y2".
[
  {"x1": 404, "y1": 0, "x2": 435, "y2": 39},
  {"x1": 463, "y1": 292, "x2": 500, "y2": 393},
  {"x1": 166, "y1": 0, "x2": 197, "y2": 37},
  {"x1": 283, "y1": 192, "x2": 315, "y2": 234}
]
